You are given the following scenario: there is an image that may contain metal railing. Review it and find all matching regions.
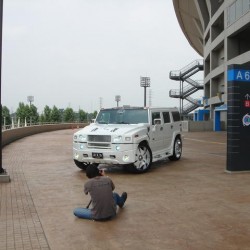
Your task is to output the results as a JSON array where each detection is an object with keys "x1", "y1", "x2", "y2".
[
  {"x1": 2, "y1": 121, "x2": 88, "y2": 132},
  {"x1": 169, "y1": 59, "x2": 203, "y2": 79},
  {"x1": 182, "y1": 97, "x2": 203, "y2": 114},
  {"x1": 169, "y1": 82, "x2": 203, "y2": 98}
]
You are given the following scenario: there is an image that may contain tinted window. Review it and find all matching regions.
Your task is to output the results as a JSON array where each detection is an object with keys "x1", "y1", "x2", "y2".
[
  {"x1": 163, "y1": 112, "x2": 170, "y2": 123},
  {"x1": 96, "y1": 109, "x2": 148, "y2": 124},
  {"x1": 172, "y1": 111, "x2": 181, "y2": 122},
  {"x1": 152, "y1": 112, "x2": 161, "y2": 125}
]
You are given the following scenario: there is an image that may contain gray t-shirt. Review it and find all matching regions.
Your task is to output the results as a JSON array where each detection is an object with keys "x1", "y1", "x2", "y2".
[{"x1": 84, "y1": 176, "x2": 116, "y2": 220}]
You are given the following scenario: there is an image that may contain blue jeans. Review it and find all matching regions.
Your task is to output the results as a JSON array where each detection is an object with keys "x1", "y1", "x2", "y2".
[{"x1": 73, "y1": 192, "x2": 125, "y2": 220}]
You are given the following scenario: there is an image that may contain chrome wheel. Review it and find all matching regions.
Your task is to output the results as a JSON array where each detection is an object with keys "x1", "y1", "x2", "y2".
[
  {"x1": 132, "y1": 144, "x2": 152, "y2": 173},
  {"x1": 169, "y1": 137, "x2": 182, "y2": 161}
]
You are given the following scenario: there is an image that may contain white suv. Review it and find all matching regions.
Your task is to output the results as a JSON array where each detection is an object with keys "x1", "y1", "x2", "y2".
[{"x1": 73, "y1": 107, "x2": 182, "y2": 173}]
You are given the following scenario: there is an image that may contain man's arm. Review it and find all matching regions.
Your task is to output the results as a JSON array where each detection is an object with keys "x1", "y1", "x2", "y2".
[
  {"x1": 110, "y1": 179, "x2": 115, "y2": 191},
  {"x1": 84, "y1": 182, "x2": 89, "y2": 195}
]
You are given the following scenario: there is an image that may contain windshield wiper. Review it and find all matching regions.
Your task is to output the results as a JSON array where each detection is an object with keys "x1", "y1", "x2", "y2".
[
  {"x1": 97, "y1": 121, "x2": 108, "y2": 124},
  {"x1": 117, "y1": 122, "x2": 129, "y2": 124}
]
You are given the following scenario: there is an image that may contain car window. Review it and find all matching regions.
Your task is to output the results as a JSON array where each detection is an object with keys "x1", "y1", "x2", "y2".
[
  {"x1": 96, "y1": 109, "x2": 148, "y2": 124},
  {"x1": 151, "y1": 112, "x2": 161, "y2": 125},
  {"x1": 172, "y1": 111, "x2": 181, "y2": 122},
  {"x1": 163, "y1": 112, "x2": 170, "y2": 123}
]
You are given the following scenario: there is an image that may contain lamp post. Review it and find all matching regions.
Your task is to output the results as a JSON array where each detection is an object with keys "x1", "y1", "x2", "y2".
[
  {"x1": 115, "y1": 95, "x2": 121, "y2": 107},
  {"x1": 140, "y1": 76, "x2": 150, "y2": 107},
  {"x1": 0, "y1": 0, "x2": 10, "y2": 181},
  {"x1": 27, "y1": 96, "x2": 34, "y2": 107},
  {"x1": 0, "y1": 0, "x2": 4, "y2": 174}
]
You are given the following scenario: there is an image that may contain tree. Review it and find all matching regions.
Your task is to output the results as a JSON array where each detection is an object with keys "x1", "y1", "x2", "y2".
[
  {"x1": 78, "y1": 109, "x2": 87, "y2": 122},
  {"x1": 93, "y1": 110, "x2": 98, "y2": 118},
  {"x1": 16, "y1": 102, "x2": 30, "y2": 123},
  {"x1": 29, "y1": 104, "x2": 39, "y2": 123},
  {"x1": 50, "y1": 105, "x2": 61, "y2": 122},
  {"x1": 39, "y1": 113, "x2": 46, "y2": 123},
  {"x1": 16, "y1": 102, "x2": 39, "y2": 125},
  {"x1": 87, "y1": 110, "x2": 98, "y2": 121},
  {"x1": 2, "y1": 105, "x2": 11, "y2": 126},
  {"x1": 43, "y1": 105, "x2": 51, "y2": 122},
  {"x1": 64, "y1": 107, "x2": 75, "y2": 122}
]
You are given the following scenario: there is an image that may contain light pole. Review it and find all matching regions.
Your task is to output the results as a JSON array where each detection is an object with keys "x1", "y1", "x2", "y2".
[
  {"x1": 115, "y1": 95, "x2": 121, "y2": 107},
  {"x1": 27, "y1": 96, "x2": 34, "y2": 107},
  {"x1": 140, "y1": 76, "x2": 150, "y2": 107},
  {"x1": 0, "y1": 0, "x2": 4, "y2": 174},
  {"x1": 0, "y1": 0, "x2": 10, "y2": 181}
]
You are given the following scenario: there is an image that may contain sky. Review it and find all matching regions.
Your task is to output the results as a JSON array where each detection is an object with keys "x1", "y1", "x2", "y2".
[{"x1": 2, "y1": 0, "x2": 202, "y2": 114}]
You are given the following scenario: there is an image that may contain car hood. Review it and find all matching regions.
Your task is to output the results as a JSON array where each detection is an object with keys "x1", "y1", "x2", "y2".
[{"x1": 75, "y1": 123, "x2": 149, "y2": 136}]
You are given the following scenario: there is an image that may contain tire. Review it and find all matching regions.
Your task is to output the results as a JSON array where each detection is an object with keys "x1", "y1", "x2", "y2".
[
  {"x1": 74, "y1": 160, "x2": 90, "y2": 170},
  {"x1": 127, "y1": 143, "x2": 152, "y2": 173},
  {"x1": 169, "y1": 137, "x2": 182, "y2": 161}
]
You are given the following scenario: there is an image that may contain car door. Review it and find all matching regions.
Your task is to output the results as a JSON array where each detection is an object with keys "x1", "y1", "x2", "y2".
[
  {"x1": 162, "y1": 111, "x2": 173, "y2": 150},
  {"x1": 171, "y1": 111, "x2": 182, "y2": 134},
  {"x1": 149, "y1": 111, "x2": 164, "y2": 152}
]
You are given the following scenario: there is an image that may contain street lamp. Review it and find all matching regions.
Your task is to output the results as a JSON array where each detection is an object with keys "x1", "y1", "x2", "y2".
[
  {"x1": 115, "y1": 95, "x2": 121, "y2": 107},
  {"x1": 140, "y1": 76, "x2": 150, "y2": 107},
  {"x1": 27, "y1": 96, "x2": 34, "y2": 107},
  {"x1": 0, "y1": 0, "x2": 10, "y2": 180}
]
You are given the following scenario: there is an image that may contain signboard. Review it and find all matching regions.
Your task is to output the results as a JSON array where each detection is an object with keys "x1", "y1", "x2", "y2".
[
  {"x1": 227, "y1": 69, "x2": 250, "y2": 82},
  {"x1": 227, "y1": 63, "x2": 250, "y2": 171}
]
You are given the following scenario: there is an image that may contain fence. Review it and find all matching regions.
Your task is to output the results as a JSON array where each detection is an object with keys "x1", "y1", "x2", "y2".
[{"x1": 2, "y1": 122, "x2": 87, "y2": 147}]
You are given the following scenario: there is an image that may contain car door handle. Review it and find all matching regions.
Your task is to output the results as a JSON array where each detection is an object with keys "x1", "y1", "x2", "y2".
[
  {"x1": 160, "y1": 127, "x2": 163, "y2": 131},
  {"x1": 171, "y1": 125, "x2": 173, "y2": 129}
]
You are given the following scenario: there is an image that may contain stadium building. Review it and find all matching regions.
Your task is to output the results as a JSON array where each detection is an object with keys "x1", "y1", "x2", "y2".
[{"x1": 171, "y1": 0, "x2": 250, "y2": 129}]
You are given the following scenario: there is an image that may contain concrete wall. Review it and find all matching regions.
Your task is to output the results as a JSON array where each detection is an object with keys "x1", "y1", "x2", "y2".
[
  {"x1": 2, "y1": 123, "x2": 88, "y2": 147},
  {"x1": 182, "y1": 121, "x2": 213, "y2": 132},
  {"x1": 2, "y1": 121, "x2": 215, "y2": 147}
]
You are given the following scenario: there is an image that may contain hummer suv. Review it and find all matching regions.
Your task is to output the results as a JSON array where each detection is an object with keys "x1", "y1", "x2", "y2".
[{"x1": 73, "y1": 106, "x2": 182, "y2": 173}]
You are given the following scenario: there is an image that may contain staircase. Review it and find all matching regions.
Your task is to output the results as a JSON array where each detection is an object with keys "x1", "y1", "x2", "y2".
[{"x1": 169, "y1": 59, "x2": 204, "y2": 115}]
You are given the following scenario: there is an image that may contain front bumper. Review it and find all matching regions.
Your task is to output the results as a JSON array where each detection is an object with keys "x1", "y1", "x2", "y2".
[{"x1": 73, "y1": 142, "x2": 137, "y2": 165}]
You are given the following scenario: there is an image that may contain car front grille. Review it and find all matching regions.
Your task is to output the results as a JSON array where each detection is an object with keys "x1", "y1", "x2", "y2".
[
  {"x1": 88, "y1": 142, "x2": 111, "y2": 148},
  {"x1": 87, "y1": 135, "x2": 111, "y2": 149},
  {"x1": 88, "y1": 135, "x2": 111, "y2": 142}
]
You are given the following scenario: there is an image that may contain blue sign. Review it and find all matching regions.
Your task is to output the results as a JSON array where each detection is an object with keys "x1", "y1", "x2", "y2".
[
  {"x1": 227, "y1": 63, "x2": 250, "y2": 171},
  {"x1": 228, "y1": 69, "x2": 250, "y2": 82}
]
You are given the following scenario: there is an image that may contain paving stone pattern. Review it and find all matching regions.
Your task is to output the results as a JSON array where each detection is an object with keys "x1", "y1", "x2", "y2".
[
  {"x1": 1, "y1": 143, "x2": 50, "y2": 250},
  {"x1": 1, "y1": 130, "x2": 250, "y2": 250}
]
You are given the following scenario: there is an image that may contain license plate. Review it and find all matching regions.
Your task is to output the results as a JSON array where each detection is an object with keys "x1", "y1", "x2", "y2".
[{"x1": 92, "y1": 153, "x2": 103, "y2": 159}]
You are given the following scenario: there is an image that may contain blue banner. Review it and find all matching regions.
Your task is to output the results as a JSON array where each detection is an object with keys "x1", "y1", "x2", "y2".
[{"x1": 228, "y1": 69, "x2": 250, "y2": 82}]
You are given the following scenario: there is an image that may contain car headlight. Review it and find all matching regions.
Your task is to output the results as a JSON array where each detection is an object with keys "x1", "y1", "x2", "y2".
[
  {"x1": 79, "y1": 134, "x2": 87, "y2": 141},
  {"x1": 123, "y1": 155, "x2": 130, "y2": 162},
  {"x1": 113, "y1": 136, "x2": 122, "y2": 143},
  {"x1": 125, "y1": 137, "x2": 131, "y2": 142}
]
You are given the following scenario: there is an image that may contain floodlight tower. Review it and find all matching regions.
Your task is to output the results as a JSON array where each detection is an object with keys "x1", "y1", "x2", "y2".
[
  {"x1": 27, "y1": 96, "x2": 34, "y2": 107},
  {"x1": 115, "y1": 95, "x2": 121, "y2": 107},
  {"x1": 140, "y1": 76, "x2": 150, "y2": 107}
]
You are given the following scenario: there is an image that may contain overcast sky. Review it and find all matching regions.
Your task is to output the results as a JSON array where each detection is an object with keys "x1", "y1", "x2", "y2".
[{"x1": 2, "y1": 0, "x2": 202, "y2": 113}]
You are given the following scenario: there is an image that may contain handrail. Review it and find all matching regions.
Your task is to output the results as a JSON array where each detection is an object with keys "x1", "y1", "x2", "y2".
[
  {"x1": 186, "y1": 96, "x2": 201, "y2": 104},
  {"x1": 185, "y1": 78, "x2": 203, "y2": 87},
  {"x1": 179, "y1": 59, "x2": 203, "y2": 75},
  {"x1": 2, "y1": 122, "x2": 88, "y2": 147},
  {"x1": 169, "y1": 59, "x2": 203, "y2": 78},
  {"x1": 2, "y1": 121, "x2": 89, "y2": 132},
  {"x1": 169, "y1": 84, "x2": 199, "y2": 97}
]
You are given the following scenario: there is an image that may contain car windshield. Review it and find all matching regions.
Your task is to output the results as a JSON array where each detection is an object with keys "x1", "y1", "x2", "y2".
[{"x1": 96, "y1": 108, "x2": 149, "y2": 124}]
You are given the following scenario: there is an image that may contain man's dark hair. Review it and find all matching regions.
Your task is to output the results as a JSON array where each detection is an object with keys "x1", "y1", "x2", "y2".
[{"x1": 86, "y1": 165, "x2": 100, "y2": 178}]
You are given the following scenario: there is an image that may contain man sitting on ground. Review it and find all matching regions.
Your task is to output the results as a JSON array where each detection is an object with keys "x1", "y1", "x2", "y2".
[{"x1": 73, "y1": 165, "x2": 127, "y2": 221}]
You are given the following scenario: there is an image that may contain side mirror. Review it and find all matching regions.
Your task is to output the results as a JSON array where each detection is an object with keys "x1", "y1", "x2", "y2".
[{"x1": 154, "y1": 119, "x2": 162, "y2": 125}]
